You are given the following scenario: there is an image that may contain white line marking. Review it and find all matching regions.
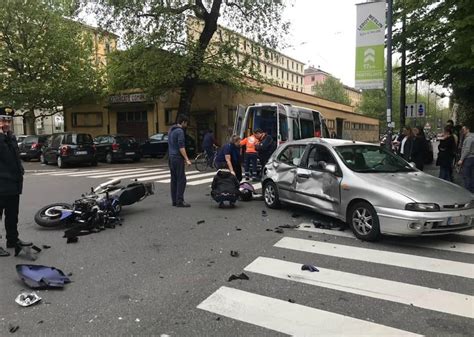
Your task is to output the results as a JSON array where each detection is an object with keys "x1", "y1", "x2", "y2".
[
  {"x1": 197, "y1": 287, "x2": 421, "y2": 337},
  {"x1": 87, "y1": 168, "x2": 164, "y2": 179},
  {"x1": 136, "y1": 170, "x2": 202, "y2": 183},
  {"x1": 34, "y1": 169, "x2": 108, "y2": 176},
  {"x1": 245, "y1": 257, "x2": 473, "y2": 318},
  {"x1": 157, "y1": 171, "x2": 216, "y2": 183},
  {"x1": 274, "y1": 237, "x2": 474, "y2": 279},
  {"x1": 297, "y1": 224, "x2": 474, "y2": 254},
  {"x1": 68, "y1": 168, "x2": 149, "y2": 177},
  {"x1": 188, "y1": 177, "x2": 214, "y2": 186}
]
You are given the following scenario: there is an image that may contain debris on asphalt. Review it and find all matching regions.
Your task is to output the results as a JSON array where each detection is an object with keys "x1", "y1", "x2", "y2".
[
  {"x1": 278, "y1": 224, "x2": 299, "y2": 229},
  {"x1": 41, "y1": 245, "x2": 51, "y2": 249},
  {"x1": 228, "y1": 273, "x2": 249, "y2": 282},
  {"x1": 14, "y1": 245, "x2": 42, "y2": 261},
  {"x1": 291, "y1": 213, "x2": 301, "y2": 218},
  {"x1": 304, "y1": 225, "x2": 311, "y2": 228},
  {"x1": 197, "y1": 220, "x2": 205, "y2": 225},
  {"x1": 301, "y1": 264, "x2": 319, "y2": 272},
  {"x1": 265, "y1": 229, "x2": 273, "y2": 232},
  {"x1": 135, "y1": 318, "x2": 140, "y2": 322},
  {"x1": 288, "y1": 299, "x2": 296, "y2": 303},
  {"x1": 230, "y1": 250, "x2": 239, "y2": 257},
  {"x1": 37, "y1": 321, "x2": 44, "y2": 324},
  {"x1": 66, "y1": 237, "x2": 79, "y2": 244},
  {"x1": 8, "y1": 324, "x2": 19, "y2": 333},
  {"x1": 308, "y1": 235, "x2": 313, "y2": 238},
  {"x1": 216, "y1": 317, "x2": 221, "y2": 321},
  {"x1": 261, "y1": 210, "x2": 268, "y2": 217},
  {"x1": 274, "y1": 228, "x2": 284, "y2": 234},
  {"x1": 451, "y1": 245, "x2": 456, "y2": 248},
  {"x1": 15, "y1": 292, "x2": 42, "y2": 307},
  {"x1": 235, "y1": 227, "x2": 242, "y2": 231},
  {"x1": 16, "y1": 264, "x2": 71, "y2": 289}
]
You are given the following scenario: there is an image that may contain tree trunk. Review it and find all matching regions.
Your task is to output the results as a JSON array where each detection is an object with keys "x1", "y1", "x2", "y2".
[
  {"x1": 176, "y1": 0, "x2": 223, "y2": 117},
  {"x1": 24, "y1": 109, "x2": 37, "y2": 135}
]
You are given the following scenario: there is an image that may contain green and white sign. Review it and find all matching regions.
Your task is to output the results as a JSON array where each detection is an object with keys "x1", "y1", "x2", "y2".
[{"x1": 355, "y1": 2, "x2": 386, "y2": 90}]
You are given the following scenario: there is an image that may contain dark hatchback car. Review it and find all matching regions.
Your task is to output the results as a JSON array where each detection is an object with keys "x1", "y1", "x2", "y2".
[
  {"x1": 140, "y1": 133, "x2": 196, "y2": 158},
  {"x1": 18, "y1": 135, "x2": 50, "y2": 161},
  {"x1": 42, "y1": 133, "x2": 97, "y2": 168},
  {"x1": 94, "y1": 134, "x2": 141, "y2": 163}
]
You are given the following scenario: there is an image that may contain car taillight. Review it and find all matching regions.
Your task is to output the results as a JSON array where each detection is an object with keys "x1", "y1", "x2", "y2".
[
  {"x1": 315, "y1": 130, "x2": 321, "y2": 138},
  {"x1": 112, "y1": 143, "x2": 120, "y2": 151},
  {"x1": 31, "y1": 143, "x2": 39, "y2": 150},
  {"x1": 60, "y1": 145, "x2": 70, "y2": 155}
]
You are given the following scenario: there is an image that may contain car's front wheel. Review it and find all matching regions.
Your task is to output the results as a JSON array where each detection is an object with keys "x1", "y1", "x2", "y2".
[
  {"x1": 263, "y1": 181, "x2": 281, "y2": 209},
  {"x1": 57, "y1": 156, "x2": 66, "y2": 169},
  {"x1": 348, "y1": 201, "x2": 380, "y2": 241},
  {"x1": 106, "y1": 152, "x2": 114, "y2": 164}
]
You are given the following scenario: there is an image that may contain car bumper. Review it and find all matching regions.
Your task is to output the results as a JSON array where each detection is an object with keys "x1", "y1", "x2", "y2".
[
  {"x1": 112, "y1": 151, "x2": 140, "y2": 160},
  {"x1": 19, "y1": 150, "x2": 41, "y2": 159},
  {"x1": 62, "y1": 154, "x2": 95, "y2": 164},
  {"x1": 376, "y1": 206, "x2": 474, "y2": 236}
]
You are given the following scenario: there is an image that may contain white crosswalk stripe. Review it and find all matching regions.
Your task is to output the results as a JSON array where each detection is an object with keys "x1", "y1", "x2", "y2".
[
  {"x1": 198, "y1": 225, "x2": 474, "y2": 335},
  {"x1": 30, "y1": 166, "x2": 263, "y2": 189}
]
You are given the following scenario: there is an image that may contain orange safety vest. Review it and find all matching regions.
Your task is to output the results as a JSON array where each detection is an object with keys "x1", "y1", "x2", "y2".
[{"x1": 240, "y1": 135, "x2": 258, "y2": 153}]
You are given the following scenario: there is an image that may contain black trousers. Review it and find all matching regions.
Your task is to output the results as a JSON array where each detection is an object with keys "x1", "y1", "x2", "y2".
[
  {"x1": 0, "y1": 195, "x2": 20, "y2": 244},
  {"x1": 169, "y1": 156, "x2": 186, "y2": 204}
]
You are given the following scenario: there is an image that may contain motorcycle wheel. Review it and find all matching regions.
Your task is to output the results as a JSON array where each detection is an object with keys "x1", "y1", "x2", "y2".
[{"x1": 35, "y1": 203, "x2": 73, "y2": 228}]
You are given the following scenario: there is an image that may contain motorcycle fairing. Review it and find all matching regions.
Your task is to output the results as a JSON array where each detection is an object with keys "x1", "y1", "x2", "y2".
[{"x1": 16, "y1": 264, "x2": 71, "y2": 289}]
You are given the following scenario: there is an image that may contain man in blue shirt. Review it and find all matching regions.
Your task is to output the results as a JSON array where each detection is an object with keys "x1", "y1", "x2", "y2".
[
  {"x1": 168, "y1": 115, "x2": 192, "y2": 207},
  {"x1": 215, "y1": 135, "x2": 242, "y2": 182}
]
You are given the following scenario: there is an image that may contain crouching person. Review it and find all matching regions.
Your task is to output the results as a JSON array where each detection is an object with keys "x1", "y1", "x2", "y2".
[{"x1": 211, "y1": 168, "x2": 240, "y2": 208}]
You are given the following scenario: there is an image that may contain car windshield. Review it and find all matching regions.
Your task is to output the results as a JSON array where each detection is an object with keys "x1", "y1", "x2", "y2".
[
  {"x1": 335, "y1": 145, "x2": 414, "y2": 173},
  {"x1": 116, "y1": 136, "x2": 136, "y2": 143},
  {"x1": 150, "y1": 133, "x2": 166, "y2": 141}
]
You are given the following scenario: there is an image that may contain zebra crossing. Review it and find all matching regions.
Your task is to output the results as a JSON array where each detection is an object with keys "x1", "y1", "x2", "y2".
[
  {"x1": 197, "y1": 225, "x2": 474, "y2": 335},
  {"x1": 30, "y1": 166, "x2": 263, "y2": 189}
]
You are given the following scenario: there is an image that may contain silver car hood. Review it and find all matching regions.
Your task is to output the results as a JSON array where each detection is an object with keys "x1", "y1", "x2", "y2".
[{"x1": 357, "y1": 171, "x2": 472, "y2": 204}]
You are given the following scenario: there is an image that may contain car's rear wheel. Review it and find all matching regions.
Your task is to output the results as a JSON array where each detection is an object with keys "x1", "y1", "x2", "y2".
[
  {"x1": 348, "y1": 201, "x2": 380, "y2": 241},
  {"x1": 106, "y1": 152, "x2": 113, "y2": 164},
  {"x1": 40, "y1": 154, "x2": 48, "y2": 165},
  {"x1": 57, "y1": 156, "x2": 66, "y2": 169},
  {"x1": 263, "y1": 181, "x2": 281, "y2": 209}
]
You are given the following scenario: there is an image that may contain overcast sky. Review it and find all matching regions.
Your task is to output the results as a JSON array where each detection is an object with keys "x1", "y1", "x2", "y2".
[{"x1": 281, "y1": 0, "x2": 361, "y2": 87}]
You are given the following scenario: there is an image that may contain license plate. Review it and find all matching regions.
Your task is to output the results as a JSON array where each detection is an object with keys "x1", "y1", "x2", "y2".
[
  {"x1": 20, "y1": 152, "x2": 27, "y2": 155},
  {"x1": 125, "y1": 152, "x2": 135, "y2": 155},
  {"x1": 76, "y1": 151, "x2": 88, "y2": 155},
  {"x1": 447, "y1": 216, "x2": 465, "y2": 226}
]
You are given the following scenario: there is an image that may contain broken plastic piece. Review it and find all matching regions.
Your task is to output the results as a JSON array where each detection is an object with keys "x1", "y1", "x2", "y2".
[
  {"x1": 197, "y1": 220, "x2": 205, "y2": 225},
  {"x1": 261, "y1": 210, "x2": 267, "y2": 217},
  {"x1": 288, "y1": 299, "x2": 296, "y2": 303},
  {"x1": 9, "y1": 324, "x2": 19, "y2": 333},
  {"x1": 16, "y1": 264, "x2": 71, "y2": 289},
  {"x1": 265, "y1": 229, "x2": 273, "y2": 232},
  {"x1": 230, "y1": 250, "x2": 239, "y2": 257},
  {"x1": 228, "y1": 273, "x2": 249, "y2": 282},
  {"x1": 66, "y1": 237, "x2": 78, "y2": 244},
  {"x1": 278, "y1": 224, "x2": 299, "y2": 229},
  {"x1": 42, "y1": 245, "x2": 51, "y2": 249},
  {"x1": 15, "y1": 292, "x2": 42, "y2": 307},
  {"x1": 275, "y1": 228, "x2": 284, "y2": 234},
  {"x1": 301, "y1": 264, "x2": 319, "y2": 272}
]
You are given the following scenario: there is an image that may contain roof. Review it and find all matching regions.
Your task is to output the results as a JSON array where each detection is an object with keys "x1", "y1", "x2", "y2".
[{"x1": 289, "y1": 137, "x2": 377, "y2": 147}]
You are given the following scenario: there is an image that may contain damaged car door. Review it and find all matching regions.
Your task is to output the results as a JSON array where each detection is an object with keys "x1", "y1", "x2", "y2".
[
  {"x1": 272, "y1": 144, "x2": 307, "y2": 200},
  {"x1": 295, "y1": 144, "x2": 342, "y2": 218}
]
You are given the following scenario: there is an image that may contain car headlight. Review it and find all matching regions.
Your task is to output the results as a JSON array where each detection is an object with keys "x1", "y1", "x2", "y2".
[{"x1": 405, "y1": 203, "x2": 440, "y2": 212}]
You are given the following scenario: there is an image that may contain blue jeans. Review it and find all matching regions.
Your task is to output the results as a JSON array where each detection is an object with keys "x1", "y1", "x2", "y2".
[
  {"x1": 462, "y1": 157, "x2": 474, "y2": 192},
  {"x1": 439, "y1": 166, "x2": 452, "y2": 182},
  {"x1": 245, "y1": 153, "x2": 258, "y2": 178}
]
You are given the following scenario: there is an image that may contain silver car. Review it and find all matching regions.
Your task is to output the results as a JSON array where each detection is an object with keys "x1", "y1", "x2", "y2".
[{"x1": 262, "y1": 138, "x2": 474, "y2": 241}]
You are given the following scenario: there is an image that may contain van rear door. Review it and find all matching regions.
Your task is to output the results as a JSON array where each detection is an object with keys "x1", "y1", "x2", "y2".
[{"x1": 233, "y1": 104, "x2": 247, "y2": 138}]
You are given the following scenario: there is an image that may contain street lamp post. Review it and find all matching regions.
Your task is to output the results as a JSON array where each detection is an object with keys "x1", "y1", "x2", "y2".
[{"x1": 386, "y1": 0, "x2": 393, "y2": 151}]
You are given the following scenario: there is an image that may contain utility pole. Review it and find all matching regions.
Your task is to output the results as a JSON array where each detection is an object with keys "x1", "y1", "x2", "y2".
[
  {"x1": 399, "y1": 8, "x2": 406, "y2": 129},
  {"x1": 386, "y1": 0, "x2": 393, "y2": 151}
]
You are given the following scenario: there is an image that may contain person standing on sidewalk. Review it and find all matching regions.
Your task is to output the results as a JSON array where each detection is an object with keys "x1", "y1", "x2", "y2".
[
  {"x1": 0, "y1": 108, "x2": 31, "y2": 257},
  {"x1": 240, "y1": 132, "x2": 259, "y2": 181},
  {"x1": 457, "y1": 124, "x2": 474, "y2": 192},
  {"x1": 168, "y1": 115, "x2": 192, "y2": 207},
  {"x1": 412, "y1": 127, "x2": 429, "y2": 171},
  {"x1": 437, "y1": 126, "x2": 456, "y2": 182}
]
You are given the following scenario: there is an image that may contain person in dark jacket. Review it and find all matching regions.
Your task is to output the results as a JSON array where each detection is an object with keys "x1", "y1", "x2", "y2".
[
  {"x1": 255, "y1": 129, "x2": 275, "y2": 172},
  {"x1": 202, "y1": 129, "x2": 216, "y2": 165},
  {"x1": 211, "y1": 168, "x2": 240, "y2": 208},
  {"x1": 215, "y1": 135, "x2": 242, "y2": 182},
  {"x1": 412, "y1": 127, "x2": 429, "y2": 171},
  {"x1": 0, "y1": 108, "x2": 31, "y2": 257},
  {"x1": 168, "y1": 114, "x2": 192, "y2": 207},
  {"x1": 437, "y1": 126, "x2": 456, "y2": 181}
]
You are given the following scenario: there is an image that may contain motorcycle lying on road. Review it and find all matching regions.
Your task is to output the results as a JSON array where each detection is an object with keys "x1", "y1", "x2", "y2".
[{"x1": 34, "y1": 179, "x2": 154, "y2": 240}]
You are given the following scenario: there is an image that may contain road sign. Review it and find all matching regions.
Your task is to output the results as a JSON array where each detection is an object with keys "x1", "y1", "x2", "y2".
[{"x1": 405, "y1": 103, "x2": 425, "y2": 118}]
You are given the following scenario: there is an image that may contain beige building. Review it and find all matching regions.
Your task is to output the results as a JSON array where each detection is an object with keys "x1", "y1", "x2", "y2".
[{"x1": 303, "y1": 66, "x2": 362, "y2": 107}]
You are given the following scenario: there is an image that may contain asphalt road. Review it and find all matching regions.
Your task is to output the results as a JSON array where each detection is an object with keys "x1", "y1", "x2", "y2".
[{"x1": 0, "y1": 159, "x2": 473, "y2": 336}]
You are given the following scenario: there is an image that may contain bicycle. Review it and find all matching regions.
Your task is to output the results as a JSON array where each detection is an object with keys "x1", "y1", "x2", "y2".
[{"x1": 195, "y1": 146, "x2": 219, "y2": 172}]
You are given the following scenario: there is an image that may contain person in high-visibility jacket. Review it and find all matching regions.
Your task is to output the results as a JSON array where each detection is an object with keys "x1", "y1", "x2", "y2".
[{"x1": 240, "y1": 132, "x2": 260, "y2": 181}]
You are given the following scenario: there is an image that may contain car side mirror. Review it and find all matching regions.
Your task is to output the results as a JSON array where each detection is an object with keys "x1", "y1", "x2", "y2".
[{"x1": 325, "y1": 163, "x2": 337, "y2": 174}]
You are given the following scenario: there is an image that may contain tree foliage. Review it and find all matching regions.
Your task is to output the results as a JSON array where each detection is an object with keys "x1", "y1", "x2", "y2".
[
  {"x1": 0, "y1": 0, "x2": 104, "y2": 134},
  {"x1": 393, "y1": 0, "x2": 474, "y2": 126},
  {"x1": 82, "y1": 0, "x2": 291, "y2": 115},
  {"x1": 312, "y1": 77, "x2": 351, "y2": 106}
]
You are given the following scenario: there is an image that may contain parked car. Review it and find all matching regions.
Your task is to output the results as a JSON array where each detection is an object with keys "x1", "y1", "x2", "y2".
[
  {"x1": 42, "y1": 132, "x2": 97, "y2": 168},
  {"x1": 262, "y1": 138, "x2": 474, "y2": 241},
  {"x1": 94, "y1": 134, "x2": 141, "y2": 164},
  {"x1": 16, "y1": 135, "x2": 29, "y2": 147},
  {"x1": 140, "y1": 133, "x2": 196, "y2": 158},
  {"x1": 18, "y1": 135, "x2": 50, "y2": 161}
]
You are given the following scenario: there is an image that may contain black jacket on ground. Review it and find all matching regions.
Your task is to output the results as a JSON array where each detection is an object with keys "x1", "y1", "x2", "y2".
[
  {"x1": 211, "y1": 169, "x2": 240, "y2": 198},
  {"x1": 0, "y1": 132, "x2": 24, "y2": 196}
]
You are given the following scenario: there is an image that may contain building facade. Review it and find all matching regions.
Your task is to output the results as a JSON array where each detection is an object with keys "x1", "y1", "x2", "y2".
[{"x1": 303, "y1": 66, "x2": 362, "y2": 107}]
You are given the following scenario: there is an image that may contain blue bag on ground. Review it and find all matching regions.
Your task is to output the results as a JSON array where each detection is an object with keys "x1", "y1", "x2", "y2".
[{"x1": 16, "y1": 264, "x2": 71, "y2": 289}]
